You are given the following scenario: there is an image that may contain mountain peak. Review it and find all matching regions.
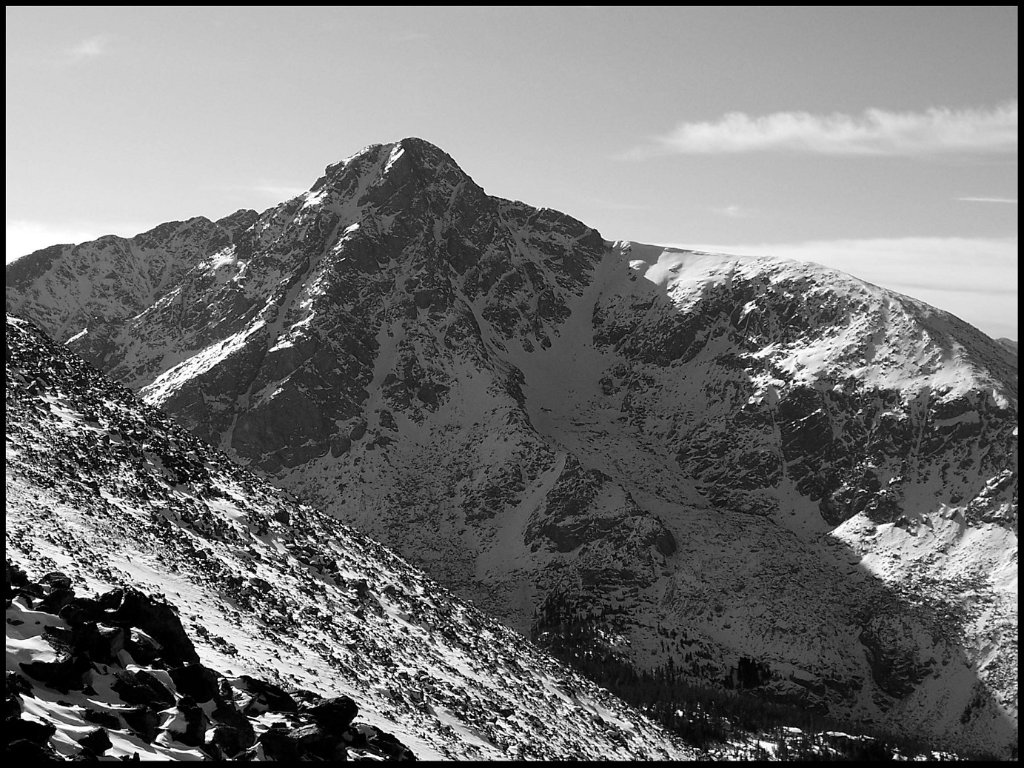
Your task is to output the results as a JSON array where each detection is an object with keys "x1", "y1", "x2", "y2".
[
  {"x1": 392, "y1": 135, "x2": 461, "y2": 165},
  {"x1": 310, "y1": 137, "x2": 474, "y2": 199},
  {"x1": 5, "y1": 141, "x2": 1018, "y2": 759}
]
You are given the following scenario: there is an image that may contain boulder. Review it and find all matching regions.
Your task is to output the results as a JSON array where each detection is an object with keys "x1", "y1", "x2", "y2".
[
  {"x1": 98, "y1": 588, "x2": 199, "y2": 665},
  {"x1": 111, "y1": 669, "x2": 175, "y2": 709},
  {"x1": 5, "y1": 717, "x2": 56, "y2": 746},
  {"x1": 211, "y1": 685, "x2": 256, "y2": 749},
  {"x1": 20, "y1": 651, "x2": 93, "y2": 693},
  {"x1": 124, "y1": 628, "x2": 163, "y2": 666},
  {"x1": 122, "y1": 706, "x2": 161, "y2": 743},
  {"x1": 257, "y1": 723, "x2": 300, "y2": 761},
  {"x1": 305, "y1": 695, "x2": 358, "y2": 730},
  {"x1": 92, "y1": 623, "x2": 127, "y2": 662},
  {"x1": 209, "y1": 724, "x2": 252, "y2": 759},
  {"x1": 37, "y1": 587, "x2": 75, "y2": 614},
  {"x1": 169, "y1": 663, "x2": 220, "y2": 703},
  {"x1": 58, "y1": 597, "x2": 103, "y2": 627},
  {"x1": 291, "y1": 723, "x2": 349, "y2": 761},
  {"x1": 172, "y1": 696, "x2": 209, "y2": 747},
  {"x1": 234, "y1": 675, "x2": 298, "y2": 714},
  {"x1": 258, "y1": 723, "x2": 348, "y2": 762},
  {"x1": 39, "y1": 572, "x2": 73, "y2": 592},
  {"x1": 76, "y1": 727, "x2": 112, "y2": 756}
]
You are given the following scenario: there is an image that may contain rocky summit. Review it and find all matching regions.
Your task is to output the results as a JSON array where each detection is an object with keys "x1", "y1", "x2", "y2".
[{"x1": 6, "y1": 137, "x2": 1018, "y2": 757}]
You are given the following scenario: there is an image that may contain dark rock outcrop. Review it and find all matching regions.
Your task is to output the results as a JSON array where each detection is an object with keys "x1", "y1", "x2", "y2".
[
  {"x1": 5, "y1": 564, "x2": 418, "y2": 761},
  {"x1": 97, "y1": 588, "x2": 199, "y2": 665}
]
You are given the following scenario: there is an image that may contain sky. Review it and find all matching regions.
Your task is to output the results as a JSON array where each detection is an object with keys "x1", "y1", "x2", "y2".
[{"x1": 5, "y1": 6, "x2": 1018, "y2": 339}]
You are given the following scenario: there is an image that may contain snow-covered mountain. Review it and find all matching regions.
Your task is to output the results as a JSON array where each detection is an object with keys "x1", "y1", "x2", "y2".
[
  {"x1": 6, "y1": 138, "x2": 1018, "y2": 757},
  {"x1": 5, "y1": 313, "x2": 696, "y2": 760}
]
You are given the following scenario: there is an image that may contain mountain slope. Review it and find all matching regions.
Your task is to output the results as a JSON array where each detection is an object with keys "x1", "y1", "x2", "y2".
[
  {"x1": 997, "y1": 337, "x2": 1018, "y2": 356},
  {"x1": 5, "y1": 211, "x2": 257, "y2": 354},
  {"x1": 5, "y1": 313, "x2": 696, "y2": 761},
  {"x1": 6, "y1": 138, "x2": 1018, "y2": 756}
]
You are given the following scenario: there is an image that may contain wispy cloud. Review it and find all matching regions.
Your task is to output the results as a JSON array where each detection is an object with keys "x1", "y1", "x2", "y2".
[
  {"x1": 67, "y1": 35, "x2": 109, "y2": 62},
  {"x1": 625, "y1": 101, "x2": 1018, "y2": 158},
  {"x1": 957, "y1": 196, "x2": 1017, "y2": 204},
  {"x1": 249, "y1": 183, "x2": 307, "y2": 199},
  {"x1": 710, "y1": 205, "x2": 753, "y2": 219},
  {"x1": 669, "y1": 236, "x2": 1018, "y2": 340},
  {"x1": 217, "y1": 182, "x2": 307, "y2": 201}
]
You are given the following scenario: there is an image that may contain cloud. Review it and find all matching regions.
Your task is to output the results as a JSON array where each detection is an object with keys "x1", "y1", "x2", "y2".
[
  {"x1": 6, "y1": 219, "x2": 150, "y2": 264},
  {"x1": 248, "y1": 183, "x2": 307, "y2": 199},
  {"x1": 710, "y1": 205, "x2": 752, "y2": 219},
  {"x1": 216, "y1": 182, "x2": 307, "y2": 202},
  {"x1": 626, "y1": 101, "x2": 1018, "y2": 158},
  {"x1": 956, "y1": 196, "x2": 1017, "y2": 204},
  {"x1": 669, "y1": 236, "x2": 1018, "y2": 340},
  {"x1": 67, "y1": 35, "x2": 109, "y2": 61}
]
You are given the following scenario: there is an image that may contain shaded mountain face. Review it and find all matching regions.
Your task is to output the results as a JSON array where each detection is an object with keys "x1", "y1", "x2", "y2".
[
  {"x1": 5, "y1": 314, "x2": 694, "y2": 760},
  {"x1": 6, "y1": 138, "x2": 1018, "y2": 756}
]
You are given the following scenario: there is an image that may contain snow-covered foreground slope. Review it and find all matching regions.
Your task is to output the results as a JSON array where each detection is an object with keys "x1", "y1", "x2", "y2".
[
  {"x1": 5, "y1": 314, "x2": 697, "y2": 761},
  {"x1": 6, "y1": 138, "x2": 1018, "y2": 757}
]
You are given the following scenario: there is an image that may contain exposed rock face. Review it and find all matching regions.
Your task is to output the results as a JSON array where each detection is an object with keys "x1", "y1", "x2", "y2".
[
  {"x1": 6, "y1": 138, "x2": 1018, "y2": 756},
  {"x1": 4, "y1": 314, "x2": 695, "y2": 760},
  {"x1": 5, "y1": 563, "x2": 417, "y2": 761}
]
